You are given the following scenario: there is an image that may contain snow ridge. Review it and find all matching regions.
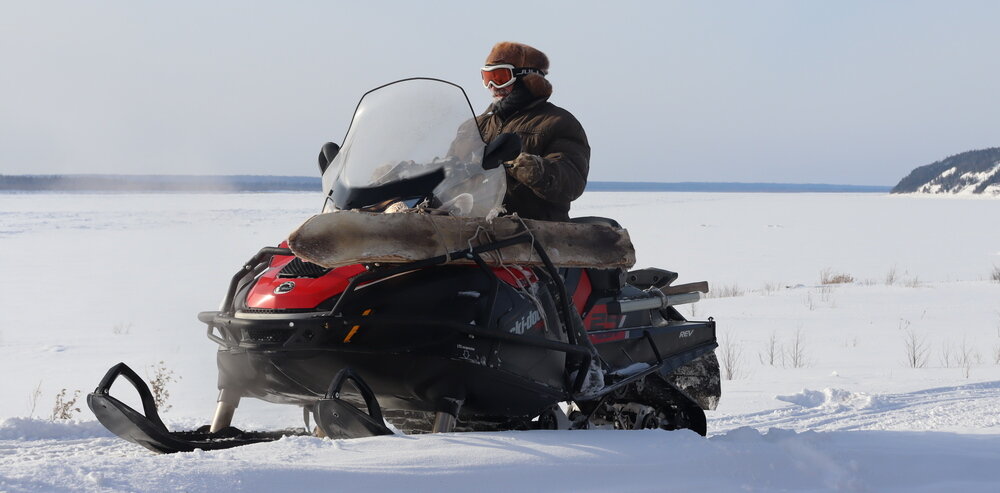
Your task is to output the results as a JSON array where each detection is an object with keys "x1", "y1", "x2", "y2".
[
  {"x1": 0, "y1": 418, "x2": 113, "y2": 441},
  {"x1": 714, "y1": 382, "x2": 1000, "y2": 434}
]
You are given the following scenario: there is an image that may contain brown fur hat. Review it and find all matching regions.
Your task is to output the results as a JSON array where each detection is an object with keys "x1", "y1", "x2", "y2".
[{"x1": 485, "y1": 41, "x2": 552, "y2": 99}]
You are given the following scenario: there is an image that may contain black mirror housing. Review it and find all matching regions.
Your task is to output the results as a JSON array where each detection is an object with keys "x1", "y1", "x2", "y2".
[
  {"x1": 482, "y1": 133, "x2": 522, "y2": 170},
  {"x1": 318, "y1": 142, "x2": 341, "y2": 174}
]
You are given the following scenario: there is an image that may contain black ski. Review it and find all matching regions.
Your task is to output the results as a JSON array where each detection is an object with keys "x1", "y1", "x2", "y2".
[{"x1": 88, "y1": 363, "x2": 307, "y2": 454}]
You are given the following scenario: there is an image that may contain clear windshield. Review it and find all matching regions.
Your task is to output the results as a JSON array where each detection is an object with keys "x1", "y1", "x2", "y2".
[{"x1": 321, "y1": 79, "x2": 505, "y2": 218}]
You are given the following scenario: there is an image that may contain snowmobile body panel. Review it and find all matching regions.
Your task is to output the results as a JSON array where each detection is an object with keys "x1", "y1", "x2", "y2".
[
  {"x1": 208, "y1": 254, "x2": 716, "y2": 424},
  {"x1": 215, "y1": 263, "x2": 572, "y2": 419},
  {"x1": 218, "y1": 348, "x2": 568, "y2": 418},
  {"x1": 245, "y1": 258, "x2": 364, "y2": 310}
]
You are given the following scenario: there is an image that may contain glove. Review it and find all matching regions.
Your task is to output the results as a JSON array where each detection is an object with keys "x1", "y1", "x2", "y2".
[{"x1": 507, "y1": 152, "x2": 545, "y2": 186}]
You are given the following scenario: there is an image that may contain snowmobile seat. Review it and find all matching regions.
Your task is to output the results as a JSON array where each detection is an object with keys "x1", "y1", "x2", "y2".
[{"x1": 570, "y1": 217, "x2": 626, "y2": 295}]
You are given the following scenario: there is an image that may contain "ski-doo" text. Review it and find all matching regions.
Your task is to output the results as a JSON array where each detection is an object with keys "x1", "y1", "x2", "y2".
[{"x1": 510, "y1": 310, "x2": 541, "y2": 335}]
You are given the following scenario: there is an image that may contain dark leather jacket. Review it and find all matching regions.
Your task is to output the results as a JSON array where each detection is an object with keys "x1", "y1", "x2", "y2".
[{"x1": 477, "y1": 96, "x2": 590, "y2": 222}]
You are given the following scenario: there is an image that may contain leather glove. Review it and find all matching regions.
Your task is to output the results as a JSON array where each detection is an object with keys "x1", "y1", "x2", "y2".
[{"x1": 507, "y1": 152, "x2": 545, "y2": 186}]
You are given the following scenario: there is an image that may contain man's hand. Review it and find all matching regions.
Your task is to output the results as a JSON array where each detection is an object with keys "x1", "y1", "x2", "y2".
[{"x1": 507, "y1": 152, "x2": 545, "y2": 185}]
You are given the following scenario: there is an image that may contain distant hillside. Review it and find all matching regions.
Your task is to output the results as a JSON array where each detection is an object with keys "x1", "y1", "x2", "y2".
[
  {"x1": 0, "y1": 174, "x2": 889, "y2": 194},
  {"x1": 891, "y1": 148, "x2": 1000, "y2": 195},
  {"x1": 586, "y1": 182, "x2": 889, "y2": 193},
  {"x1": 0, "y1": 174, "x2": 321, "y2": 192}
]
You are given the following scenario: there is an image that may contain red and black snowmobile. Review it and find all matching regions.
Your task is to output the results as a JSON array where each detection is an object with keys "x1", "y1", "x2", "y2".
[{"x1": 88, "y1": 78, "x2": 719, "y2": 453}]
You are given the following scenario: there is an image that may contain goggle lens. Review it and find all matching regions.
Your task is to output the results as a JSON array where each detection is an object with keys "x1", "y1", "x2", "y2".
[{"x1": 481, "y1": 65, "x2": 516, "y2": 88}]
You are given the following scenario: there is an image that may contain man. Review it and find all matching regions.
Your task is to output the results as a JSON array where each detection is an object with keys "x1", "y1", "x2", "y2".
[
  {"x1": 478, "y1": 43, "x2": 604, "y2": 392},
  {"x1": 478, "y1": 42, "x2": 590, "y2": 222}
]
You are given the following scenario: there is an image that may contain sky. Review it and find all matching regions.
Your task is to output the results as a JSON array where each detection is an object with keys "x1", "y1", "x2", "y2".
[{"x1": 2, "y1": 1, "x2": 998, "y2": 185}]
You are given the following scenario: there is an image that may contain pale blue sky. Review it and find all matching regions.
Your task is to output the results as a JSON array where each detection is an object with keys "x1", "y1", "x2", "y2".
[{"x1": 2, "y1": 1, "x2": 998, "y2": 185}]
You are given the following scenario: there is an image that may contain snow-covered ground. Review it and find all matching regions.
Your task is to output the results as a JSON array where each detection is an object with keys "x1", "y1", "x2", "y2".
[{"x1": 1, "y1": 192, "x2": 999, "y2": 492}]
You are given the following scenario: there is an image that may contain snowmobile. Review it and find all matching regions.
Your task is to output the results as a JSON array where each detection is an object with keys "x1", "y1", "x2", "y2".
[{"x1": 88, "y1": 78, "x2": 720, "y2": 453}]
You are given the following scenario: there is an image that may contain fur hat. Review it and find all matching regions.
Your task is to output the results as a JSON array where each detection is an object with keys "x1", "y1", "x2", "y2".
[{"x1": 485, "y1": 42, "x2": 552, "y2": 99}]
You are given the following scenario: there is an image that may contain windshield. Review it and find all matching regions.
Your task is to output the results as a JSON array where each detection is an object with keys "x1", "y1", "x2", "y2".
[{"x1": 321, "y1": 78, "x2": 505, "y2": 218}]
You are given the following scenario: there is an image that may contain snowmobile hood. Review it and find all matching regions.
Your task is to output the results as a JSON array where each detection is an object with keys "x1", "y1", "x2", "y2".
[{"x1": 245, "y1": 255, "x2": 365, "y2": 310}]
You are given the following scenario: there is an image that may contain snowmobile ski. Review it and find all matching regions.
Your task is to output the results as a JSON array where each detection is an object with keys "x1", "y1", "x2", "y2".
[
  {"x1": 314, "y1": 368, "x2": 394, "y2": 439},
  {"x1": 87, "y1": 363, "x2": 307, "y2": 454}
]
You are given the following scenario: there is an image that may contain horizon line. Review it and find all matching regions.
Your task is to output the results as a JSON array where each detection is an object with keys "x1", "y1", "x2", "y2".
[{"x1": 0, "y1": 173, "x2": 893, "y2": 189}]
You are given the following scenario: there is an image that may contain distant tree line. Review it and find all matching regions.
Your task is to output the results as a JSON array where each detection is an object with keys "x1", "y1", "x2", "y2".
[
  {"x1": 0, "y1": 174, "x2": 893, "y2": 194},
  {"x1": 892, "y1": 147, "x2": 1000, "y2": 194},
  {"x1": 0, "y1": 174, "x2": 322, "y2": 192},
  {"x1": 585, "y1": 182, "x2": 890, "y2": 193}
]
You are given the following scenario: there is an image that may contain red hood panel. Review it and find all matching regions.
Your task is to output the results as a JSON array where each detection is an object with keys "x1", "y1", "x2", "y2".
[{"x1": 246, "y1": 257, "x2": 365, "y2": 310}]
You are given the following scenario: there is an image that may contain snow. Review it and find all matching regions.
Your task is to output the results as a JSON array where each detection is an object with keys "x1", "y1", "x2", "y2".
[
  {"x1": 2, "y1": 191, "x2": 999, "y2": 492},
  {"x1": 914, "y1": 162, "x2": 1000, "y2": 196},
  {"x1": 917, "y1": 166, "x2": 957, "y2": 193},
  {"x1": 953, "y1": 163, "x2": 1000, "y2": 194},
  {"x1": 3, "y1": 425, "x2": 999, "y2": 492}
]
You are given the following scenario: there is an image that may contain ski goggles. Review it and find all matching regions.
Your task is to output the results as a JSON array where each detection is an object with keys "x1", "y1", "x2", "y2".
[{"x1": 481, "y1": 64, "x2": 545, "y2": 89}]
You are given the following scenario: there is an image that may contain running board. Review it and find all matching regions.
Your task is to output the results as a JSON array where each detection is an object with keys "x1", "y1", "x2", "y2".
[{"x1": 87, "y1": 363, "x2": 307, "y2": 454}]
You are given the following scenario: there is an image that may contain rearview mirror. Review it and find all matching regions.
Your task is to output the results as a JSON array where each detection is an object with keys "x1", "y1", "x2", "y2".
[
  {"x1": 481, "y1": 133, "x2": 521, "y2": 170},
  {"x1": 318, "y1": 142, "x2": 341, "y2": 174}
]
